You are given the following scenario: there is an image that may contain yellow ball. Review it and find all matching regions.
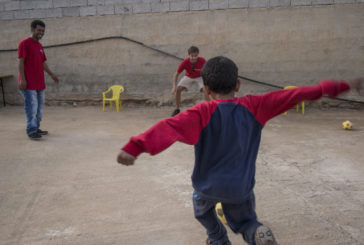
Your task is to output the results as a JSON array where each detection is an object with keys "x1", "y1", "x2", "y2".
[
  {"x1": 342, "y1": 120, "x2": 353, "y2": 130},
  {"x1": 215, "y1": 202, "x2": 227, "y2": 225}
]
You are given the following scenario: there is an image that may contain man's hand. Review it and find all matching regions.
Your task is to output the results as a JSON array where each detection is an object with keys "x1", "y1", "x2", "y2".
[
  {"x1": 51, "y1": 74, "x2": 59, "y2": 84},
  {"x1": 117, "y1": 150, "x2": 136, "y2": 166},
  {"x1": 43, "y1": 62, "x2": 59, "y2": 84},
  {"x1": 171, "y1": 86, "x2": 176, "y2": 95},
  {"x1": 349, "y1": 78, "x2": 363, "y2": 94},
  {"x1": 19, "y1": 80, "x2": 27, "y2": 90}
]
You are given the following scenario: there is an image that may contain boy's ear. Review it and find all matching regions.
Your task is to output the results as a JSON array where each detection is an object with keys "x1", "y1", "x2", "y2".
[
  {"x1": 235, "y1": 78, "x2": 241, "y2": 92},
  {"x1": 203, "y1": 85, "x2": 212, "y2": 95}
]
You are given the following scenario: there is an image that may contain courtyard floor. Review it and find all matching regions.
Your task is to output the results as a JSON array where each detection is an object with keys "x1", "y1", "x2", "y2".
[{"x1": 0, "y1": 105, "x2": 363, "y2": 245}]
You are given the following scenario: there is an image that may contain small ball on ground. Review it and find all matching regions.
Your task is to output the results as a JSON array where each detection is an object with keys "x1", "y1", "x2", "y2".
[{"x1": 342, "y1": 120, "x2": 353, "y2": 130}]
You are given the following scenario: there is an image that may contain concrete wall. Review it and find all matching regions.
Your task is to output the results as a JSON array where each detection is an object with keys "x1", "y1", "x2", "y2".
[
  {"x1": 1, "y1": 0, "x2": 362, "y2": 20},
  {"x1": 0, "y1": 2, "x2": 363, "y2": 107}
]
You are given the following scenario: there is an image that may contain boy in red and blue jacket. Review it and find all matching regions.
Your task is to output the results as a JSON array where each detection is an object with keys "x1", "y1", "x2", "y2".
[{"x1": 117, "y1": 56, "x2": 362, "y2": 245}]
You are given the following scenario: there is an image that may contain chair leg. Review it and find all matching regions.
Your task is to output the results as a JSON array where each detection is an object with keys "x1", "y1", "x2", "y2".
[
  {"x1": 116, "y1": 100, "x2": 119, "y2": 112},
  {"x1": 119, "y1": 100, "x2": 122, "y2": 110},
  {"x1": 302, "y1": 102, "x2": 305, "y2": 115},
  {"x1": 103, "y1": 100, "x2": 105, "y2": 112},
  {"x1": 110, "y1": 101, "x2": 113, "y2": 110}
]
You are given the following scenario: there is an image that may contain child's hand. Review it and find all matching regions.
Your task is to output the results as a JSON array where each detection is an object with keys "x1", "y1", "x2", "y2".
[
  {"x1": 117, "y1": 150, "x2": 136, "y2": 166},
  {"x1": 349, "y1": 78, "x2": 363, "y2": 94}
]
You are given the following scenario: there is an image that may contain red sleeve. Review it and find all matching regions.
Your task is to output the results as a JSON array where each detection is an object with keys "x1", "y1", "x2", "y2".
[
  {"x1": 122, "y1": 102, "x2": 215, "y2": 157},
  {"x1": 241, "y1": 80, "x2": 350, "y2": 126},
  {"x1": 176, "y1": 59, "x2": 187, "y2": 73},
  {"x1": 18, "y1": 40, "x2": 26, "y2": 59},
  {"x1": 41, "y1": 46, "x2": 47, "y2": 62}
]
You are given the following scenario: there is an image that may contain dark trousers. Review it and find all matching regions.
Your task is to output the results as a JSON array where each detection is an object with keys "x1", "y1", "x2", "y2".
[{"x1": 193, "y1": 191, "x2": 261, "y2": 245}]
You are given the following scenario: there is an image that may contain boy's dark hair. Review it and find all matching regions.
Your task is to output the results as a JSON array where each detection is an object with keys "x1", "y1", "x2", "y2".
[
  {"x1": 201, "y1": 56, "x2": 238, "y2": 94},
  {"x1": 31, "y1": 20, "x2": 45, "y2": 29},
  {"x1": 188, "y1": 46, "x2": 199, "y2": 54}
]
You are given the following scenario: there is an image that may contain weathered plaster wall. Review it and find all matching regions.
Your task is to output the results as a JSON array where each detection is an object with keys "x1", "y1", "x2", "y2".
[{"x1": 0, "y1": 2, "x2": 363, "y2": 106}]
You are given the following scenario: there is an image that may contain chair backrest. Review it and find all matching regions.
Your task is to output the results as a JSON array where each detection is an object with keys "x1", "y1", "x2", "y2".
[
  {"x1": 110, "y1": 85, "x2": 124, "y2": 98},
  {"x1": 284, "y1": 85, "x2": 297, "y2": 90}
]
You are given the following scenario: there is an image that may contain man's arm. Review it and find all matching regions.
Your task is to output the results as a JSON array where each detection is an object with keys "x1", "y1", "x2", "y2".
[
  {"x1": 171, "y1": 71, "x2": 181, "y2": 95},
  {"x1": 43, "y1": 62, "x2": 59, "y2": 84},
  {"x1": 18, "y1": 58, "x2": 27, "y2": 90}
]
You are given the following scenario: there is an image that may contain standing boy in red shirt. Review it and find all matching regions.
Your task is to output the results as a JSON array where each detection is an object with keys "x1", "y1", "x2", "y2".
[
  {"x1": 18, "y1": 20, "x2": 59, "y2": 140},
  {"x1": 171, "y1": 46, "x2": 209, "y2": 116}
]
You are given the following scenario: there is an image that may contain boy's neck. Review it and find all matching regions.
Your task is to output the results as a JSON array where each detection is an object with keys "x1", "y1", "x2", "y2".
[
  {"x1": 190, "y1": 58, "x2": 197, "y2": 64},
  {"x1": 211, "y1": 91, "x2": 235, "y2": 100}
]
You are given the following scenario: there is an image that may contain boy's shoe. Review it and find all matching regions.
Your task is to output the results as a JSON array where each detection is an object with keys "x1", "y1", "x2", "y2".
[
  {"x1": 37, "y1": 129, "x2": 48, "y2": 135},
  {"x1": 255, "y1": 225, "x2": 278, "y2": 245},
  {"x1": 28, "y1": 133, "x2": 42, "y2": 140},
  {"x1": 171, "y1": 109, "x2": 180, "y2": 117}
]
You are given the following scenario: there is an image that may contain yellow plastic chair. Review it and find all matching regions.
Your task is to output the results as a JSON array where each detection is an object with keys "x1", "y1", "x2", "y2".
[
  {"x1": 283, "y1": 86, "x2": 305, "y2": 115},
  {"x1": 102, "y1": 85, "x2": 124, "y2": 112}
]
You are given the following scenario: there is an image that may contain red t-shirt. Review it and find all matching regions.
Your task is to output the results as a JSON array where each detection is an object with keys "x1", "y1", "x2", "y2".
[
  {"x1": 177, "y1": 57, "x2": 206, "y2": 78},
  {"x1": 18, "y1": 37, "x2": 47, "y2": 90}
]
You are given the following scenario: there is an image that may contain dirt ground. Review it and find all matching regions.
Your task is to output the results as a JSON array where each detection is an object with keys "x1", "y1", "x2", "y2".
[{"x1": 0, "y1": 105, "x2": 363, "y2": 245}]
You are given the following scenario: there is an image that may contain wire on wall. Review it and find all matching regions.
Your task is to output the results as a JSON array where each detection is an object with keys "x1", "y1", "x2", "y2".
[{"x1": 1, "y1": 35, "x2": 363, "y2": 104}]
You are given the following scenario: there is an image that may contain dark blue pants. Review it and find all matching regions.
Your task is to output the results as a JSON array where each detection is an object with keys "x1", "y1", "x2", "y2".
[{"x1": 193, "y1": 191, "x2": 261, "y2": 245}]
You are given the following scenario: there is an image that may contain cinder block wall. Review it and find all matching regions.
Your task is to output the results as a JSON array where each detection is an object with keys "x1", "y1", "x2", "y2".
[
  {"x1": 0, "y1": 1, "x2": 363, "y2": 107},
  {"x1": 1, "y1": 0, "x2": 362, "y2": 19}
]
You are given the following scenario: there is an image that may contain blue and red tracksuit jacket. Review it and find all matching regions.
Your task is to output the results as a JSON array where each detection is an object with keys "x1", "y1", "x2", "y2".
[{"x1": 122, "y1": 80, "x2": 350, "y2": 203}]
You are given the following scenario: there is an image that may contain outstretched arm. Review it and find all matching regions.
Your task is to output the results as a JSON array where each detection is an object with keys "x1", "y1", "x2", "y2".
[
  {"x1": 244, "y1": 79, "x2": 355, "y2": 126},
  {"x1": 117, "y1": 103, "x2": 211, "y2": 166}
]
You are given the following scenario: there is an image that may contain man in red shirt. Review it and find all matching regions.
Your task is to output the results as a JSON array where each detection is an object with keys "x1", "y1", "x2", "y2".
[
  {"x1": 171, "y1": 46, "x2": 209, "y2": 116},
  {"x1": 18, "y1": 20, "x2": 59, "y2": 140}
]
